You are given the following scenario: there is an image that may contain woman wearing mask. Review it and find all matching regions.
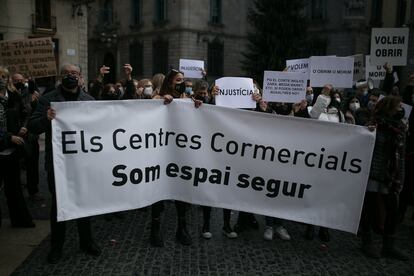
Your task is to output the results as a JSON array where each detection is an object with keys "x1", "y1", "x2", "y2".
[
  {"x1": 150, "y1": 69, "x2": 203, "y2": 247},
  {"x1": 343, "y1": 96, "x2": 360, "y2": 125},
  {"x1": 306, "y1": 84, "x2": 345, "y2": 242},
  {"x1": 360, "y1": 96, "x2": 408, "y2": 260},
  {"x1": 137, "y1": 79, "x2": 154, "y2": 99}
]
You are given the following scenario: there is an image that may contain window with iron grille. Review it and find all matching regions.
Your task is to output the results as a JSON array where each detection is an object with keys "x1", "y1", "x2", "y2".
[
  {"x1": 207, "y1": 40, "x2": 223, "y2": 77},
  {"x1": 154, "y1": 0, "x2": 167, "y2": 23},
  {"x1": 153, "y1": 40, "x2": 169, "y2": 75},
  {"x1": 131, "y1": 0, "x2": 142, "y2": 25},
  {"x1": 130, "y1": 42, "x2": 143, "y2": 77},
  {"x1": 210, "y1": 0, "x2": 222, "y2": 24},
  {"x1": 35, "y1": 0, "x2": 51, "y2": 28}
]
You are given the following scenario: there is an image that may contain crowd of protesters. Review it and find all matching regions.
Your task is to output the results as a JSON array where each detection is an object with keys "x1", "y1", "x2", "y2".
[{"x1": 0, "y1": 60, "x2": 413, "y2": 264}]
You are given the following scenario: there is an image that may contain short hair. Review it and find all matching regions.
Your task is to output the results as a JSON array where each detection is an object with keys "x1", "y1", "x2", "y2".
[{"x1": 59, "y1": 63, "x2": 81, "y2": 75}]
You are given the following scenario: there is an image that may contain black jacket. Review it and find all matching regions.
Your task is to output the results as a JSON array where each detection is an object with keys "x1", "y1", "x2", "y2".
[{"x1": 28, "y1": 86, "x2": 94, "y2": 171}]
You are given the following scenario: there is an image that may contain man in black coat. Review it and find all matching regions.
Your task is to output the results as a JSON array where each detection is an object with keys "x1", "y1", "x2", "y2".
[
  {"x1": 0, "y1": 66, "x2": 34, "y2": 228},
  {"x1": 28, "y1": 63, "x2": 101, "y2": 264}
]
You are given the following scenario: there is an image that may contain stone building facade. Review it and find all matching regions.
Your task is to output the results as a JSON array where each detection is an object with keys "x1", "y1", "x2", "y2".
[
  {"x1": 87, "y1": 0, "x2": 253, "y2": 82},
  {"x1": 0, "y1": 0, "x2": 89, "y2": 85},
  {"x1": 88, "y1": 0, "x2": 413, "y2": 87}
]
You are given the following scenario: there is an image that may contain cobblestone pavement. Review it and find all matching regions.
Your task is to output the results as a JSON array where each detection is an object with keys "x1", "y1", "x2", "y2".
[
  {"x1": 10, "y1": 204, "x2": 414, "y2": 275},
  {"x1": 2, "y1": 151, "x2": 414, "y2": 275}
]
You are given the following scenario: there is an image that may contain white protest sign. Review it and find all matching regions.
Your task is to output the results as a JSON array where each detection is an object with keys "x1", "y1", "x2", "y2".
[
  {"x1": 51, "y1": 100, "x2": 375, "y2": 233},
  {"x1": 179, "y1": 59, "x2": 204, "y2": 79},
  {"x1": 215, "y1": 77, "x2": 256, "y2": 108},
  {"x1": 286, "y1": 58, "x2": 310, "y2": 79},
  {"x1": 349, "y1": 54, "x2": 364, "y2": 81},
  {"x1": 309, "y1": 56, "x2": 354, "y2": 88},
  {"x1": 262, "y1": 71, "x2": 307, "y2": 103},
  {"x1": 365, "y1": 55, "x2": 386, "y2": 81},
  {"x1": 370, "y1": 28, "x2": 409, "y2": 66},
  {"x1": 402, "y1": 103, "x2": 412, "y2": 121}
]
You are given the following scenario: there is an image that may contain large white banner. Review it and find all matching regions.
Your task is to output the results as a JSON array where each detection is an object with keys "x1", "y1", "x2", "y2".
[
  {"x1": 179, "y1": 59, "x2": 204, "y2": 79},
  {"x1": 215, "y1": 77, "x2": 256, "y2": 108},
  {"x1": 310, "y1": 56, "x2": 354, "y2": 88},
  {"x1": 262, "y1": 71, "x2": 307, "y2": 103},
  {"x1": 52, "y1": 100, "x2": 376, "y2": 233},
  {"x1": 370, "y1": 28, "x2": 409, "y2": 66}
]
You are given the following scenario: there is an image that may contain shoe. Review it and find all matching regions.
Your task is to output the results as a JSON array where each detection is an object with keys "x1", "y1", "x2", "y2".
[
  {"x1": 304, "y1": 225, "x2": 314, "y2": 240},
  {"x1": 247, "y1": 215, "x2": 259, "y2": 230},
  {"x1": 11, "y1": 221, "x2": 36, "y2": 228},
  {"x1": 275, "y1": 226, "x2": 291, "y2": 241},
  {"x1": 318, "y1": 227, "x2": 330, "y2": 242},
  {"x1": 29, "y1": 192, "x2": 45, "y2": 201},
  {"x1": 47, "y1": 247, "x2": 63, "y2": 264},
  {"x1": 233, "y1": 223, "x2": 246, "y2": 234},
  {"x1": 80, "y1": 241, "x2": 102, "y2": 257},
  {"x1": 382, "y1": 235, "x2": 409, "y2": 261},
  {"x1": 263, "y1": 226, "x2": 274, "y2": 241},
  {"x1": 201, "y1": 224, "x2": 212, "y2": 239},
  {"x1": 361, "y1": 243, "x2": 380, "y2": 259},
  {"x1": 222, "y1": 224, "x2": 238, "y2": 239}
]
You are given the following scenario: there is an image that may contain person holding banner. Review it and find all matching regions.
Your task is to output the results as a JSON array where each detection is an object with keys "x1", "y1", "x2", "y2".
[
  {"x1": 0, "y1": 66, "x2": 35, "y2": 229},
  {"x1": 149, "y1": 69, "x2": 200, "y2": 247},
  {"x1": 28, "y1": 63, "x2": 101, "y2": 264},
  {"x1": 360, "y1": 96, "x2": 408, "y2": 261}
]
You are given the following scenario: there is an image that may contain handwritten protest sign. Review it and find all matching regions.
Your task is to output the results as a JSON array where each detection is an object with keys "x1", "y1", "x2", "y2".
[
  {"x1": 179, "y1": 59, "x2": 204, "y2": 79},
  {"x1": 286, "y1": 58, "x2": 310, "y2": 79},
  {"x1": 365, "y1": 55, "x2": 386, "y2": 81},
  {"x1": 262, "y1": 71, "x2": 307, "y2": 103},
  {"x1": 309, "y1": 56, "x2": 354, "y2": 88},
  {"x1": 370, "y1": 28, "x2": 409, "y2": 66},
  {"x1": 0, "y1": 37, "x2": 56, "y2": 78},
  {"x1": 215, "y1": 77, "x2": 256, "y2": 108},
  {"x1": 349, "y1": 54, "x2": 364, "y2": 81}
]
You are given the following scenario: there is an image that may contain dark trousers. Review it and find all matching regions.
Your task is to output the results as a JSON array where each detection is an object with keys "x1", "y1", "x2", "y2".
[
  {"x1": 25, "y1": 134, "x2": 40, "y2": 195},
  {"x1": 361, "y1": 192, "x2": 399, "y2": 236},
  {"x1": 202, "y1": 207, "x2": 231, "y2": 225},
  {"x1": 151, "y1": 201, "x2": 188, "y2": 219},
  {"x1": 47, "y1": 171, "x2": 92, "y2": 249},
  {"x1": 265, "y1": 216, "x2": 284, "y2": 227},
  {"x1": 0, "y1": 151, "x2": 33, "y2": 226}
]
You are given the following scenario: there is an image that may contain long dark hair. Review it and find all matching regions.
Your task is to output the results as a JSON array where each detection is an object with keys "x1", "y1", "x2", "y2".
[
  {"x1": 372, "y1": 95, "x2": 401, "y2": 123},
  {"x1": 159, "y1": 69, "x2": 183, "y2": 97}
]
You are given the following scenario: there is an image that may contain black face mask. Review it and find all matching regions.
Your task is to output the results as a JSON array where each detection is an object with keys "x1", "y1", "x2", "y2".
[
  {"x1": 62, "y1": 75, "x2": 79, "y2": 90},
  {"x1": 393, "y1": 109, "x2": 405, "y2": 121},
  {"x1": 174, "y1": 82, "x2": 186, "y2": 94},
  {"x1": 14, "y1": 82, "x2": 25, "y2": 90}
]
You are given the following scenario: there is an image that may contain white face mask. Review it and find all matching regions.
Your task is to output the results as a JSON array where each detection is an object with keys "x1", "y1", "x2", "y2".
[
  {"x1": 335, "y1": 97, "x2": 341, "y2": 103},
  {"x1": 143, "y1": 87, "x2": 153, "y2": 97},
  {"x1": 349, "y1": 102, "x2": 360, "y2": 112}
]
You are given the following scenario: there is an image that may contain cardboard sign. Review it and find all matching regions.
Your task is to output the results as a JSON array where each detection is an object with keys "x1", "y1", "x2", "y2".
[
  {"x1": 370, "y1": 28, "x2": 409, "y2": 66},
  {"x1": 309, "y1": 56, "x2": 354, "y2": 88},
  {"x1": 262, "y1": 71, "x2": 307, "y2": 103},
  {"x1": 215, "y1": 77, "x2": 256, "y2": 108},
  {"x1": 349, "y1": 54, "x2": 364, "y2": 81},
  {"x1": 0, "y1": 37, "x2": 57, "y2": 78},
  {"x1": 286, "y1": 58, "x2": 310, "y2": 79},
  {"x1": 179, "y1": 59, "x2": 204, "y2": 79},
  {"x1": 365, "y1": 55, "x2": 386, "y2": 81}
]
